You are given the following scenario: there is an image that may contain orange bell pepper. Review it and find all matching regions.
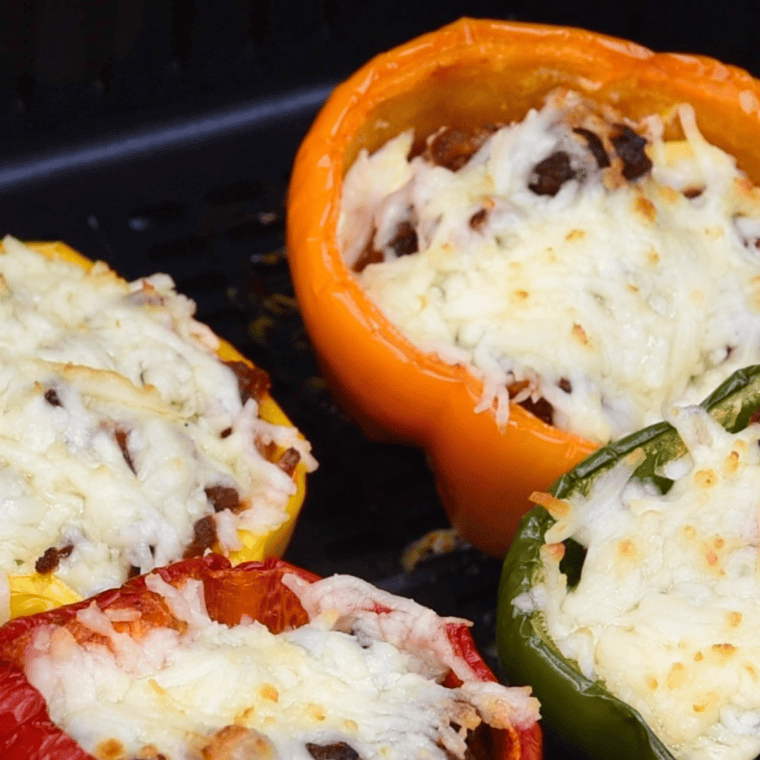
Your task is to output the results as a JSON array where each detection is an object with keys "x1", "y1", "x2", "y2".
[
  {"x1": 5, "y1": 242, "x2": 310, "y2": 618},
  {"x1": 286, "y1": 17, "x2": 760, "y2": 557},
  {"x1": 0, "y1": 555, "x2": 542, "y2": 760}
]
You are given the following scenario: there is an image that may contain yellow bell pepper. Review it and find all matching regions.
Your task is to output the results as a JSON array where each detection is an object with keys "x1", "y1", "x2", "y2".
[{"x1": 5, "y1": 242, "x2": 309, "y2": 618}]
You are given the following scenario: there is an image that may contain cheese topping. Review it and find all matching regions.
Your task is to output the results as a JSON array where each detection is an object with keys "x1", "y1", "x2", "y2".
[
  {"x1": 339, "y1": 90, "x2": 760, "y2": 442},
  {"x1": 0, "y1": 238, "x2": 316, "y2": 599},
  {"x1": 533, "y1": 406, "x2": 760, "y2": 760},
  {"x1": 23, "y1": 572, "x2": 539, "y2": 760}
]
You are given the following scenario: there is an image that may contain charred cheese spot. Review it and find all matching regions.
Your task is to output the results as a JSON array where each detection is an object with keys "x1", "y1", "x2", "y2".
[
  {"x1": 565, "y1": 228, "x2": 586, "y2": 242},
  {"x1": 571, "y1": 323, "x2": 589, "y2": 346},
  {"x1": 711, "y1": 643, "x2": 736, "y2": 658},
  {"x1": 259, "y1": 683, "x2": 279, "y2": 702},
  {"x1": 727, "y1": 611, "x2": 743, "y2": 627},
  {"x1": 724, "y1": 449, "x2": 741, "y2": 474},
  {"x1": 658, "y1": 185, "x2": 681, "y2": 205},
  {"x1": 148, "y1": 679, "x2": 168, "y2": 697},
  {"x1": 694, "y1": 468, "x2": 718, "y2": 488},
  {"x1": 634, "y1": 196, "x2": 657, "y2": 223},
  {"x1": 95, "y1": 738, "x2": 125, "y2": 760},
  {"x1": 666, "y1": 662, "x2": 687, "y2": 689},
  {"x1": 617, "y1": 538, "x2": 637, "y2": 560},
  {"x1": 235, "y1": 707, "x2": 256, "y2": 723}
]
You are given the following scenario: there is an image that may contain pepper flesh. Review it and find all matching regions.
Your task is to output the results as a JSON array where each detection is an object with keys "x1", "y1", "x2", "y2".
[
  {"x1": 496, "y1": 365, "x2": 760, "y2": 760},
  {"x1": 5, "y1": 242, "x2": 310, "y2": 619},
  {"x1": 287, "y1": 17, "x2": 760, "y2": 557},
  {"x1": 0, "y1": 555, "x2": 541, "y2": 760}
]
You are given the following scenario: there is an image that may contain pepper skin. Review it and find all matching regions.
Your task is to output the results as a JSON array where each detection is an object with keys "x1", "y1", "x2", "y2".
[
  {"x1": 5, "y1": 242, "x2": 310, "y2": 619},
  {"x1": 286, "y1": 17, "x2": 760, "y2": 557},
  {"x1": 0, "y1": 555, "x2": 542, "y2": 760},
  {"x1": 496, "y1": 365, "x2": 760, "y2": 760}
]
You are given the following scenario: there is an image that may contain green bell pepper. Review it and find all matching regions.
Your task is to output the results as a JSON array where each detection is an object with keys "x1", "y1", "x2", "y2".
[{"x1": 496, "y1": 365, "x2": 760, "y2": 759}]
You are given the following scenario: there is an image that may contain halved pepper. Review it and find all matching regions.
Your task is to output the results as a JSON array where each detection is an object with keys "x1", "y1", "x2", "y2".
[
  {"x1": 495, "y1": 365, "x2": 760, "y2": 759},
  {"x1": 5, "y1": 242, "x2": 311, "y2": 619},
  {"x1": 286, "y1": 17, "x2": 760, "y2": 557},
  {"x1": 0, "y1": 555, "x2": 542, "y2": 760}
]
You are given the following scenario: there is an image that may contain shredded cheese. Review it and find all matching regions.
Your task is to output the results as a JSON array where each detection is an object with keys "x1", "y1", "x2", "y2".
[
  {"x1": 0, "y1": 237, "x2": 316, "y2": 597},
  {"x1": 340, "y1": 90, "x2": 760, "y2": 442},
  {"x1": 535, "y1": 405, "x2": 760, "y2": 760},
  {"x1": 24, "y1": 572, "x2": 539, "y2": 760}
]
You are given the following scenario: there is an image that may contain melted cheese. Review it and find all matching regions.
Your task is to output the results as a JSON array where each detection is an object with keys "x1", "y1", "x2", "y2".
[
  {"x1": 340, "y1": 91, "x2": 760, "y2": 442},
  {"x1": 0, "y1": 238, "x2": 316, "y2": 599},
  {"x1": 535, "y1": 406, "x2": 760, "y2": 760},
  {"x1": 24, "y1": 573, "x2": 539, "y2": 760}
]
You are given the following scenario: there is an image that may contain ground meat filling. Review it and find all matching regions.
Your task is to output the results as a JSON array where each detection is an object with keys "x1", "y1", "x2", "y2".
[
  {"x1": 469, "y1": 208, "x2": 489, "y2": 232},
  {"x1": 387, "y1": 219, "x2": 419, "y2": 258},
  {"x1": 43, "y1": 388, "x2": 62, "y2": 407},
  {"x1": 114, "y1": 427, "x2": 136, "y2": 474},
  {"x1": 518, "y1": 396, "x2": 554, "y2": 426},
  {"x1": 352, "y1": 238, "x2": 385, "y2": 273},
  {"x1": 205, "y1": 485, "x2": 242, "y2": 514},
  {"x1": 225, "y1": 360, "x2": 271, "y2": 404},
  {"x1": 182, "y1": 516, "x2": 217, "y2": 559},
  {"x1": 572, "y1": 127, "x2": 611, "y2": 168},
  {"x1": 353, "y1": 219, "x2": 418, "y2": 273},
  {"x1": 610, "y1": 123, "x2": 653, "y2": 180},
  {"x1": 306, "y1": 742, "x2": 362, "y2": 760},
  {"x1": 35, "y1": 544, "x2": 74, "y2": 574},
  {"x1": 528, "y1": 150, "x2": 577, "y2": 196},
  {"x1": 418, "y1": 125, "x2": 499, "y2": 171},
  {"x1": 276, "y1": 447, "x2": 301, "y2": 476}
]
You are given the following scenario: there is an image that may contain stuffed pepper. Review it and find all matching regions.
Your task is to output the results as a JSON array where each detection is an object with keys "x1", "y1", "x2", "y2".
[
  {"x1": 497, "y1": 364, "x2": 760, "y2": 760},
  {"x1": 0, "y1": 555, "x2": 542, "y2": 760},
  {"x1": 287, "y1": 18, "x2": 760, "y2": 556},
  {"x1": 0, "y1": 238, "x2": 315, "y2": 620}
]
